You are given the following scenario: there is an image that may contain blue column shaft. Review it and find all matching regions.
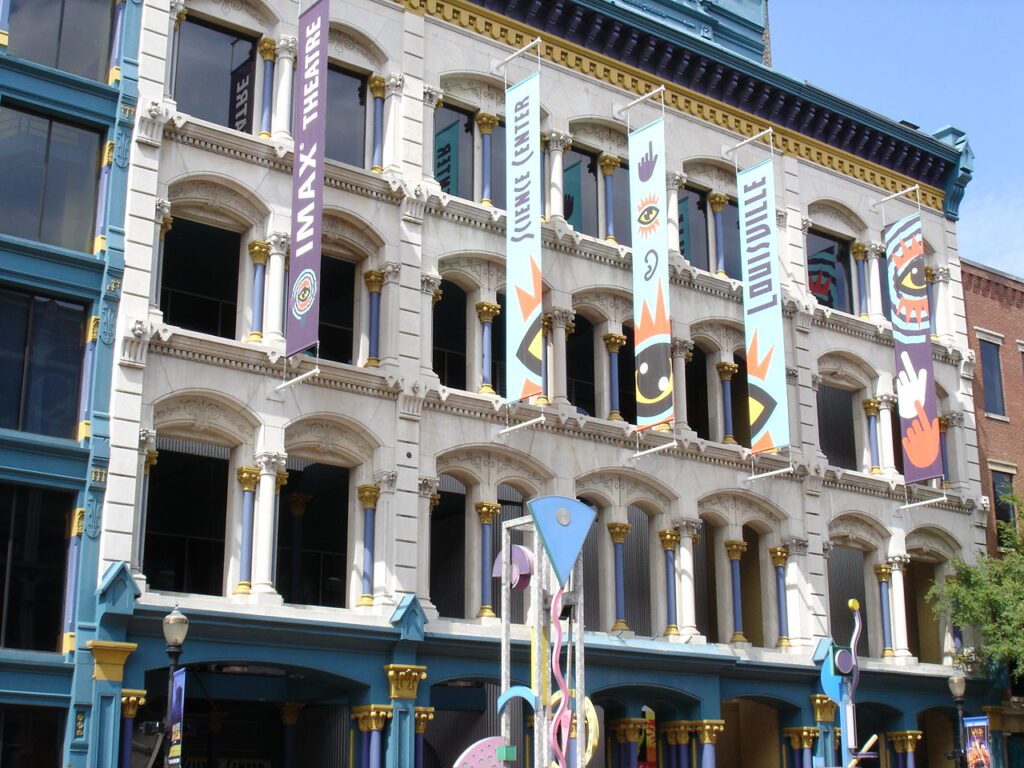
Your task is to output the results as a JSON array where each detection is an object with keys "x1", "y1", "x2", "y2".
[
  {"x1": 362, "y1": 505, "x2": 375, "y2": 597},
  {"x1": 775, "y1": 564, "x2": 788, "y2": 638},
  {"x1": 481, "y1": 520, "x2": 493, "y2": 609},
  {"x1": 372, "y1": 96, "x2": 384, "y2": 170},
  {"x1": 109, "y1": 0, "x2": 125, "y2": 71},
  {"x1": 940, "y1": 429, "x2": 949, "y2": 480},
  {"x1": 251, "y1": 261, "x2": 266, "y2": 335},
  {"x1": 722, "y1": 378, "x2": 734, "y2": 438},
  {"x1": 481, "y1": 320, "x2": 493, "y2": 388},
  {"x1": 867, "y1": 413, "x2": 880, "y2": 469},
  {"x1": 260, "y1": 57, "x2": 275, "y2": 136},
  {"x1": 802, "y1": 745, "x2": 812, "y2": 768},
  {"x1": 368, "y1": 290, "x2": 381, "y2": 360},
  {"x1": 540, "y1": 329, "x2": 549, "y2": 397},
  {"x1": 240, "y1": 489, "x2": 255, "y2": 583},
  {"x1": 369, "y1": 729, "x2": 383, "y2": 768},
  {"x1": 626, "y1": 740, "x2": 638, "y2": 768},
  {"x1": 283, "y1": 724, "x2": 296, "y2": 768},
  {"x1": 677, "y1": 740, "x2": 690, "y2": 768},
  {"x1": 856, "y1": 257, "x2": 868, "y2": 315},
  {"x1": 604, "y1": 172, "x2": 615, "y2": 240},
  {"x1": 879, "y1": 578, "x2": 893, "y2": 650},
  {"x1": 62, "y1": 533, "x2": 82, "y2": 638},
  {"x1": 926, "y1": 282, "x2": 935, "y2": 336},
  {"x1": 120, "y1": 715, "x2": 133, "y2": 768},
  {"x1": 713, "y1": 210, "x2": 726, "y2": 274},
  {"x1": 608, "y1": 350, "x2": 620, "y2": 414},
  {"x1": 290, "y1": 512, "x2": 302, "y2": 601},
  {"x1": 730, "y1": 558, "x2": 743, "y2": 636},
  {"x1": 894, "y1": 751, "x2": 906, "y2": 768},
  {"x1": 415, "y1": 733, "x2": 424, "y2": 768},
  {"x1": 567, "y1": 734, "x2": 577, "y2": 766},
  {"x1": 614, "y1": 541, "x2": 626, "y2": 624},
  {"x1": 360, "y1": 730, "x2": 370, "y2": 768},
  {"x1": 664, "y1": 548, "x2": 678, "y2": 627},
  {"x1": 94, "y1": 165, "x2": 111, "y2": 241},
  {"x1": 700, "y1": 741, "x2": 716, "y2": 768},
  {"x1": 481, "y1": 132, "x2": 492, "y2": 203},
  {"x1": 78, "y1": 341, "x2": 96, "y2": 426}
]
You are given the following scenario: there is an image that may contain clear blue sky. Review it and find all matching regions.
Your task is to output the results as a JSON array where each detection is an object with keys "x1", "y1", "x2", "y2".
[{"x1": 769, "y1": 0, "x2": 1021, "y2": 276}]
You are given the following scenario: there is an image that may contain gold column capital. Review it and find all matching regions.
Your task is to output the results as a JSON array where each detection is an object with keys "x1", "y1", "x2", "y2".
[
  {"x1": 784, "y1": 726, "x2": 819, "y2": 750},
  {"x1": 724, "y1": 539, "x2": 747, "y2": 560},
  {"x1": 276, "y1": 470, "x2": 288, "y2": 494},
  {"x1": 607, "y1": 522, "x2": 632, "y2": 544},
  {"x1": 476, "y1": 501, "x2": 501, "y2": 525},
  {"x1": 280, "y1": 702, "x2": 304, "y2": 726},
  {"x1": 86, "y1": 640, "x2": 137, "y2": 682},
  {"x1": 358, "y1": 484, "x2": 381, "y2": 508},
  {"x1": 476, "y1": 300, "x2": 501, "y2": 323},
  {"x1": 258, "y1": 37, "x2": 277, "y2": 61},
  {"x1": 851, "y1": 242, "x2": 869, "y2": 261},
  {"x1": 160, "y1": 215, "x2": 174, "y2": 237},
  {"x1": 414, "y1": 707, "x2": 435, "y2": 734},
  {"x1": 769, "y1": 546, "x2": 789, "y2": 568},
  {"x1": 694, "y1": 720, "x2": 725, "y2": 744},
  {"x1": 659, "y1": 529, "x2": 681, "y2": 550},
  {"x1": 708, "y1": 193, "x2": 729, "y2": 213},
  {"x1": 352, "y1": 704, "x2": 393, "y2": 732},
  {"x1": 429, "y1": 493, "x2": 441, "y2": 515},
  {"x1": 432, "y1": 287, "x2": 443, "y2": 305},
  {"x1": 369, "y1": 75, "x2": 387, "y2": 99},
  {"x1": 476, "y1": 112, "x2": 500, "y2": 135},
  {"x1": 603, "y1": 332, "x2": 627, "y2": 353},
  {"x1": 364, "y1": 269, "x2": 385, "y2": 293},
  {"x1": 811, "y1": 694, "x2": 837, "y2": 723},
  {"x1": 121, "y1": 689, "x2": 147, "y2": 718},
  {"x1": 889, "y1": 730, "x2": 922, "y2": 753},
  {"x1": 938, "y1": 415, "x2": 950, "y2": 432},
  {"x1": 874, "y1": 563, "x2": 892, "y2": 582},
  {"x1": 143, "y1": 450, "x2": 159, "y2": 475},
  {"x1": 71, "y1": 507, "x2": 86, "y2": 538},
  {"x1": 236, "y1": 466, "x2": 260, "y2": 492},
  {"x1": 286, "y1": 493, "x2": 312, "y2": 518},
  {"x1": 660, "y1": 721, "x2": 695, "y2": 746},
  {"x1": 611, "y1": 718, "x2": 647, "y2": 744},
  {"x1": 598, "y1": 154, "x2": 621, "y2": 176},
  {"x1": 384, "y1": 664, "x2": 428, "y2": 700},
  {"x1": 86, "y1": 316, "x2": 101, "y2": 343},
  {"x1": 248, "y1": 240, "x2": 270, "y2": 265},
  {"x1": 862, "y1": 398, "x2": 880, "y2": 417},
  {"x1": 716, "y1": 361, "x2": 739, "y2": 381}
]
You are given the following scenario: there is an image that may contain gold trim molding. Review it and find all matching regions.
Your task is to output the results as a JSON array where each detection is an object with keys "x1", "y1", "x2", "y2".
[{"x1": 396, "y1": 0, "x2": 945, "y2": 212}]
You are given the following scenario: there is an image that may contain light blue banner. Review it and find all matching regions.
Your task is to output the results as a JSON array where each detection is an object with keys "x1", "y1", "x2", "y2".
[
  {"x1": 737, "y1": 157, "x2": 789, "y2": 452},
  {"x1": 628, "y1": 118, "x2": 673, "y2": 429},
  {"x1": 504, "y1": 72, "x2": 543, "y2": 402}
]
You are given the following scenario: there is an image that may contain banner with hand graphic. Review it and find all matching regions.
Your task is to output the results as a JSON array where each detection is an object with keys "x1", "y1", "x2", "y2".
[{"x1": 884, "y1": 213, "x2": 942, "y2": 483}]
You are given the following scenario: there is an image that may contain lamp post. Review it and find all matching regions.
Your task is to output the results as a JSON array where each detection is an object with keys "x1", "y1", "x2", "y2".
[
  {"x1": 163, "y1": 607, "x2": 189, "y2": 766},
  {"x1": 948, "y1": 672, "x2": 966, "y2": 768}
]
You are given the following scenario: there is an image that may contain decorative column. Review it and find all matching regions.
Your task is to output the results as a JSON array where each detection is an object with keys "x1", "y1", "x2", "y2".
[
  {"x1": 939, "y1": 415, "x2": 950, "y2": 486},
  {"x1": 550, "y1": 309, "x2": 573, "y2": 406},
  {"x1": 422, "y1": 86, "x2": 443, "y2": 181},
  {"x1": 385, "y1": 664, "x2": 427, "y2": 767},
  {"x1": 878, "y1": 394, "x2": 898, "y2": 475},
  {"x1": 120, "y1": 689, "x2": 146, "y2": 768},
  {"x1": 135, "y1": 449, "x2": 158, "y2": 572},
  {"x1": 662, "y1": 722, "x2": 692, "y2": 768},
  {"x1": 246, "y1": 240, "x2": 270, "y2": 342},
  {"x1": 890, "y1": 731, "x2": 922, "y2": 768},
  {"x1": 769, "y1": 546, "x2": 790, "y2": 647},
  {"x1": 364, "y1": 270, "x2": 384, "y2": 367},
  {"x1": 252, "y1": 453, "x2": 285, "y2": 596},
  {"x1": 274, "y1": 470, "x2": 287, "y2": 585},
  {"x1": 61, "y1": 508, "x2": 84, "y2": 653},
  {"x1": 716, "y1": 361, "x2": 739, "y2": 444},
  {"x1": 352, "y1": 705, "x2": 393, "y2": 768},
  {"x1": 280, "y1": 703, "x2": 303, "y2": 768},
  {"x1": 538, "y1": 315, "x2": 551, "y2": 405},
  {"x1": 235, "y1": 466, "x2": 260, "y2": 594},
  {"x1": 547, "y1": 132, "x2": 572, "y2": 220},
  {"x1": 477, "y1": 113, "x2": 500, "y2": 205},
  {"x1": 151, "y1": 199, "x2": 172, "y2": 306},
  {"x1": 608, "y1": 523, "x2": 632, "y2": 631},
  {"x1": 708, "y1": 192, "x2": 729, "y2": 276},
  {"x1": 92, "y1": 139, "x2": 114, "y2": 254},
  {"x1": 931, "y1": 265, "x2": 951, "y2": 340},
  {"x1": 257, "y1": 38, "x2": 276, "y2": 138},
  {"x1": 476, "y1": 502, "x2": 500, "y2": 617},
  {"x1": 679, "y1": 520, "x2": 701, "y2": 636},
  {"x1": 667, "y1": 172, "x2": 685, "y2": 258},
  {"x1": 725, "y1": 539, "x2": 747, "y2": 642},
  {"x1": 784, "y1": 727, "x2": 819, "y2": 768},
  {"x1": 476, "y1": 301, "x2": 501, "y2": 394},
  {"x1": 264, "y1": 232, "x2": 288, "y2": 344},
  {"x1": 604, "y1": 333, "x2": 627, "y2": 420},
  {"x1": 75, "y1": 316, "x2": 98, "y2": 442},
  {"x1": 599, "y1": 155, "x2": 621, "y2": 243},
  {"x1": 271, "y1": 35, "x2": 296, "y2": 140},
  {"x1": 107, "y1": 0, "x2": 126, "y2": 83},
  {"x1": 286, "y1": 494, "x2": 310, "y2": 603},
  {"x1": 671, "y1": 339, "x2": 693, "y2": 430},
  {"x1": 862, "y1": 398, "x2": 882, "y2": 474},
  {"x1": 852, "y1": 242, "x2": 869, "y2": 318},
  {"x1": 811, "y1": 694, "x2": 837, "y2": 767},
  {"x1": 874, "y1": 563, "x2": 895, "y2": 657},
  {"x1": 694, "y1": 721, "x2": 725, "y2": 768},
  {"x1": 420, "y1": 273, "x2": 441, "y2": 376},
  {"x1": 888, "y1": 554, "x2": 911, "y2": 658},
  {"x1": 414, "y1": 708, "x2": 435, "y2": 768},
  {"x1": 358, "y1": 485, "x2": 381, "y2": 607},
  {"x1": 369, "y1": 76, "x2": 387, "y2": 173},
  {"x1": 612, "y1": 719, "x2": 646, "y2": 768},
  {"x1": 659, "y1": 530, "x2": 681, "y2": 636}
]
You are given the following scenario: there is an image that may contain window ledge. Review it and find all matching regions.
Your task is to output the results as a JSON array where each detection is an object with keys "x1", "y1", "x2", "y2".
[{"x1": 985, "y1": 412, "x2": 1010, "y2": 423}]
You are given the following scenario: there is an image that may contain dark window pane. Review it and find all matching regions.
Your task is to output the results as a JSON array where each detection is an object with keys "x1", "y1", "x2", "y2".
[
  {"x1": 9, "y1": 0, "x2": 112, "y2": 81},
  {"x1": 175, "y1": 19, "x2": 257, "y2": 130},
  {"x1": 325, "y1": 66, "x2": 367, "y2": 167},
  {"x1": 0, "y1": 109, "x2": 48, "y2": 244},
  {"x1": 612, "y1": 163, "x2": 630, "y2": 247},
  {"x1": 993, "y1": 471, "x2": 1016, "y2": 525},
  {"x1": 679, "y1": 187, "x2": 709, "y2": 271},
  {"x1": 564, "y1": 149, "x2": 599, "y2": 237},
  {"x1": 566, "y1": 315, "x2": 595, "y2": 416},
  {"x1": 807, "y1": 230, "x2": 853, "y2": 313},
  {"x1": 731, "y1": 356, "x2": 750, "y2": 447},
  {"x1": 981, "y1": 340, "x2": 1006, "y2": 416},
  {"x1": 434, "y1": 106, "x2": 473, "y2": 199},
  {"x1": 827, "y1": 545, "x2": 869, "y2": 657},
  {"x1": 721, "y1": 200, "x2": 742, "y2": 279},
  {"x1": 22, "y1": 295, "x2": 85, "y2": 438},
  {"x1": 0, "y1": 289, "x2": 31, "y2": 431},
  {"x1": 491, "y1": 292, "x2": 506, "y2": 398},
  {"x1": 817, "y1": 384, "x2": 858, "y2": 470},
  {"x1": 161, "y1": 219, "x2": 240, "y2": 339},
  {"x1": 685, "y1": 345, "x2": 710, "y2": 440},
  {"x1": 490, "y1": 121, "x2": 506, "y2": 210},
  {"x1": 0, "y1": 704, "x2": 65, "y2": 765},
  {"x1": 0, "y1": 483, "x2": 73, "y2": 652},
  {"x1": 432, "y1": 280, "x2": 467, "y2": 390},
  {"x1": 319, "y1": 257, "x2": 355, "y2": 364},
  {"x1": 616, "y1": 325, "x2": 636, "y2": 425},
  {"x1": 430, "y1": 488, "x2": 466, "y2": 619}
]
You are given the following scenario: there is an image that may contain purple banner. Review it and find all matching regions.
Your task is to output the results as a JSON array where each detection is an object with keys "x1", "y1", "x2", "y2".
[
  {"x1": 884, "y1": 213, "x2": 942, "y2": 484},
  {"x1": 286, "y1": 0, "x2": 329, "y2": 357}
]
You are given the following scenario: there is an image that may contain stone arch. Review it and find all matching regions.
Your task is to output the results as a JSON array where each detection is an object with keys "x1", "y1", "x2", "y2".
[
  {"x1": 690, "y1": 319, "x2": 745, "y2": 356},
  {"x1": 436, "y1": 253, "x2": 503, "y2": 293},
  {"x1": 828, "y1": 511, "x2": 890, "y2": 552},
  {"x1": 906, "y1": 525, "x2": 960, "y2": 563},
  {"x1": 574, "y1": 468, "x2": 676, "y2": 514},
  {"x1": 683, "y1": 158, "x2": 737, "y2": 195},
  {"x1": 284, "y1": 413, "x2": 381, "y2": 469},
  {"x1": 697, "y1": 490, "x2": 786, "y2": 533},
  {"x1": 571, "y1": 289, "x2": 631, "y2": 325},
  {"x1": 439, "y1": 72, "x2": 550, "y2": 122},
  {"x1": 568, "y1": 117, "x2": 627, "y2": 158},
  {"x1": 187, "y1": 0, "x2": 279, "y2": 33},
  {"x1": 327, "y1": 21, "x2": 389, "y2": 74},
  {"x1": 435, "y1": 445, "x2": 551, "y2": 499},
  {"x1": 817, "y1": 350, "x2": 878, "y2": 390},
  {"x1": 806, "y1": 199, "x2": 868, "y2": 240},
  {"x1": 167, "y1": 174, "x2": 271, "y2": 235},
  {"x1": 152, "y1": 389, "x2": 259, "y2": 447},
  {"x1": 321, "y1": 208, "x2": 385, "y2": 261}
]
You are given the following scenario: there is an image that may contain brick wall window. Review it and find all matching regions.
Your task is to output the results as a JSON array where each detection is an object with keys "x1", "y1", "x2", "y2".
[
  {"x1": 992, "y1": 470, "x2": 1016, "y2": 525},
  {"x1": 980, "y1": 339, "x2": 1006, "y2": 416}
]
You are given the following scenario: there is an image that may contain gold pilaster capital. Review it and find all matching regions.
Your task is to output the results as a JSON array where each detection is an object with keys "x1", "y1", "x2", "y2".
[
  {"x1": 71, "y1": 507, "x2": 86, "y2": 538},
  {"x1": 86, "y1": 316, "x2": 100, "y2": 343},
  {"x1": 769, "y1": 546, "x2": 789, "y2": 568},
  {"x1": 103, "y1": 140, "x2": 115, "y2": 167},
  {"x1": 476, "y1": 112, "x2": 500, "y2": 135},
  {"x1": 476, "y1": 501, "x2": 501, "y2": 525},
  {"x1": 248, "y1": 240, "x2": 270, "y2": 265},
  {"x1": 280, "y1": 702, "x2": 304, "y2": 726},
  {"x1": 874, "y1": 563, "x2": 892, "y2": 582},
  {"x1": 603, "y1": 332, "x2": 627, "y2": 353},
  {"x1": 358, "y1": 484, "x2": 381, "y2": 508},
  {"x1": 86, "y1": 640, "x2": 137, "y2": 682},
  {"x1": 658, "y1": 529, "x2": 681, "y2": 550},
  {"x1": 607, "y1": 522, "x2": 632, "y2": 544},
  {"x1": 694, "y1": 720, "x2": 725, "y2": 744},
  {"x1": 708, "y1": 193, "x2": 729, "y2": 213},
  {"x1": 716, "y1": 361, "x2": 739, "y2": 381},
  {"x1": 784, "y1": 726, "x2": 819, "y2": 750},
  {"x1": 611, "y1": 718, "x2": 647, "y2": 744},
  {"x1": 851, "y1": 242, "x2": 869, "y2": 261},
  {"x1": 121, "y1": 689, "x2": 147, "y2": 718},
  {"x1": 352, "y1": 704, "x2": 393, "y2": 732},
  {"x1": 414, "y1": 707, "x2": 435, "y2": 733},
  {"x1": 599, "y1": 154, "x2": 621, "y2": 176},
  {"x1": 724, "y1": 539, "x2": 747, "y2": 560},
  {"x1": 236, "y1": 466, "x2": 260, "y2": 492},
  {"x1": 364, "y1": 269, "x2": 384, "y2": 293},
  {"x1": 660, "y1": 721, "x2": 695, "y2": 746},
  {"x1": 429, "y1": 493, "x2": 441, "y2": 514},
  {"x1": 369, "y1": 75, "x2": 387, "y2": 99},
  {"x1": 160, "y1": 216, "x2": 174, "y2": 237},
  {"x1": 889, "y1": 730, "x2": 922, "y2": 753},
  {"x1": 258, "y1": 37, "x2": 277, "y2": 61},
  {"x1": 862, "y1": 398, "x2": 880, "y2": 417},
  {"x1": 938, "y1": 415, "x2": 949, "y2": 432},
  {"x1": 384, "y1": 664, "x2": 427, "y2": 700},
  {"x1": 811, "y1": 694, "x2": 837, "y2": 723},
  {"x1": 476, "y1": 301, "x2": 501, "y2": 323},
  {"x1": 144, "y1": 450, "x2": 159, "y2": 475},
  {"x1": 286, "y1": 493, "x2": 311, "y2": 518},
  {"x1": 432, "y1": 287, "x2": 443, "y2": 305}
]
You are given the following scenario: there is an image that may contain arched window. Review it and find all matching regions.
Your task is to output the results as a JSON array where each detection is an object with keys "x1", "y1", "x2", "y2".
[
  {"x1": 807, "y1": 229, "x2": 854, "y2": 314},
  {"x1": 563, "y1": 147, "x2": 600, "y2": 237},
  {"x1": 827, "y1": 543, "x2": 871, "y2": 656},
  {"x1": 678, "y1": 185, "x2": 711, "y2": 272},
  {"x1": 731, "y1": 355, "x2": 751, "y2": 448},
  {"x1": 430, "y1": 474, "x2": 467, "y2": 619},
  {"x1": 434, "y1": 105, "x2": 474, "y2": 200},
  {"x1": 694, "y1": 518, "x2": 720, "y2": 641},
  {"x1": 566, "y1": 314, "x2": 596, "y2": 416},
  {"x1": 432, "y1": 280, "x2": 468, "y2": 389},
  {"x1": 817, "y1": 383, "x2": 859, "y2": 470},
  {"x1": 685, "y1": 345, "x2": 711, "y2": 440},
  {"x1": 738, "y1": 524, "x2": 765, "y2": 647}
]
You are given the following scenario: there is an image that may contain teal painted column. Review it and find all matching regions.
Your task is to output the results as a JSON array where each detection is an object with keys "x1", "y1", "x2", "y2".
[
  {"x1": 811, "y1": 695, "x2": 837, "y2": 766},
  {"x1": 383, "y1": 665, "x2": 426, "y2": 768}
]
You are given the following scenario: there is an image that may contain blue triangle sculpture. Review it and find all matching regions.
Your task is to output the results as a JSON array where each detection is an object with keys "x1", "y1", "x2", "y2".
[{"x1": 526, "y1": 496, "x2": 596, "y2": 587}]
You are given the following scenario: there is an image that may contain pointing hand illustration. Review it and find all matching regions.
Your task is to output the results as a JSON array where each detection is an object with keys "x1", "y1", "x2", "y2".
[{"x1": 638, "y1": 140, "x2": 658, "y2": 182}]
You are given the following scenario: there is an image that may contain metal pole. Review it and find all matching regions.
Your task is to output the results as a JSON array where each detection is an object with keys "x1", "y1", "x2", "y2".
[
  {"x1": 953, "y1": 697, "x2": 966, "y2": 768},
  {"x1": 501, "y1": 520, "x2": 512, "y2": 750},
  {"x1": 573, "y1": 557, "x2": 586, "y2": 768},
  {"x1": 164, "y1": 645, "x2": 181, "y2": 768}
]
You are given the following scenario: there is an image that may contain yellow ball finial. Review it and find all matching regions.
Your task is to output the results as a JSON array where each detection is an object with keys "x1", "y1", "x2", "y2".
[{"x1": 847, "y1": 598, "x2": 860, "y2": 611}]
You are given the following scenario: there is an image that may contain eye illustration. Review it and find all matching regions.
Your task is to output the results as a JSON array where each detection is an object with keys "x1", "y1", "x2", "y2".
[
  {"x1": 636, "y1": 194, "x2": 661, "y2": 238},
  {"x1": 900, "y1": 266, "x2": 925, "y2": 293}
]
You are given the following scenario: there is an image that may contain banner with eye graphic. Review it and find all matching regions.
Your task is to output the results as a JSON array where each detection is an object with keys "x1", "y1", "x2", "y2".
[
  {"x1": 628, "y1": 118, "x2": 673, "y2": 429},
  {"x1": 884, "y1": 212, "x2": 943, "y2": 484}
]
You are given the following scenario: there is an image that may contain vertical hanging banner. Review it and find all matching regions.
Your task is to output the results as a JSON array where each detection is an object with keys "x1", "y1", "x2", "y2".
[
  {"x1": 628, "y1": 118, "x2": 673, "y2": 429},
  {"x1": 737, "y1": 158, "x2": 789, "y2": 453},
  {"x1": 884, "y1": 213, "x2": 942, "y2": 483},
  {"x1": 505, "y1": 71, "x2": 543, "y2": 402},
  {"x1": 285, "y1": 0, "x2": 329, "y2": 357},
  {"x1": 963, "y1": 716, "x2": 992, "y2": 768},
  {"x1": 167, "y1": 667, "x2": 186, "y2": 766}
]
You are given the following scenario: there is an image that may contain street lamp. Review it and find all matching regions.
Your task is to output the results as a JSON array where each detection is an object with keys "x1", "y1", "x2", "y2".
[
  {"x1": 948, "y1": 672, "x2": 967, "y2": 768},
  {"x1": 162, "y1": 607, "x2": 189, "y2": 766}
]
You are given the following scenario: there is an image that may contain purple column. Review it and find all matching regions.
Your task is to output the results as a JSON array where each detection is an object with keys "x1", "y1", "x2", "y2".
[
  {"x1": 604, "y1": 332, "x2": 626, "y2": 420},
  {"x1": 476, "y1": 502, "x2": 498, "y2": 618},
  {"x1": 358, "y1": 485, "x2": 380, "y2": 607},
  {"x1": 660, "y1": 530, "x2": 680, "y2": 635},
  {"x1": 770, "y1": 546, "x2": 790, "y2": 647},
  {"x1": 476, "y1": 301, "x2": 500, "y2": 395},
  {"x1": 235, "y1": 467, "x2": 259, "y2": 594},
  {"x1": 258, "y1": 38, "x2": 276, "y2": 138},
  {"x1": 477, "y1": 114, "x2": 498, "y2": 205},
  {"x1": 365, "y1": 271, "x2": 383, "y2": 367},
  {"x1": 717, "y1": 362, "x2": 738, "y2": 444},
  {"x1": 600, "y1": 155, "x2": 620, "y2": 243},
  {"x1": 725, "y1": 540, "x2": 747, "y2": 642},
  {"x1": 853, "y1": 243, "x2": 869, "y2": 317},
  {"x1": 875, "y1": 564, "x2": 895, "y2": 657},
  {"x1": 370, "y1": 76, "x2": 386, "y2": 173},
  {"x1": 119, "y1": 691, "x2": 145, "y2": 768},
  {"x1": 609, "y1": 523, "x2": 631, "y2": 631},
  {"x1": 709, "y1": 193, "x2": 729, "y2": 276}
]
